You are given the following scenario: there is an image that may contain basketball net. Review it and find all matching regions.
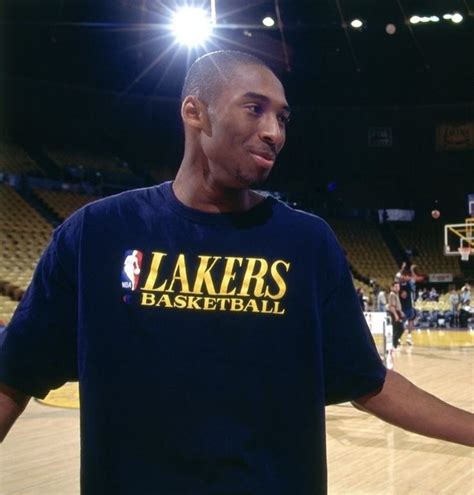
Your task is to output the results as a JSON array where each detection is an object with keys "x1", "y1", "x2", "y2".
[{"x1": 458, "y1": 246, "x2": 472, "y2": 261}]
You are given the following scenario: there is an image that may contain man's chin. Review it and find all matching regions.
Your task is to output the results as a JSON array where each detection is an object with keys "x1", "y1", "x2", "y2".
[{"x1": 235, "y1": 170, "x2": 271, "y2": 188}]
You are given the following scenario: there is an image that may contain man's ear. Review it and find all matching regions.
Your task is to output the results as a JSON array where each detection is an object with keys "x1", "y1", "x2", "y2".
[{"x1": 181, "y1": 96, "x2": 211, "y2": 134}]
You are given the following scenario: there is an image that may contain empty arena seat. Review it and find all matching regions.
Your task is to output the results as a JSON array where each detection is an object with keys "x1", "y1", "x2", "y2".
[{"x1": 34, "y1": 188, "x2": 99, "y2": 220}]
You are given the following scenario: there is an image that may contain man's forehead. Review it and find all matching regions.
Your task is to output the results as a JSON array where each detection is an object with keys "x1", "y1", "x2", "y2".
[{"x1": 218, "y1": 65, "x2": 288, "y2": 107}]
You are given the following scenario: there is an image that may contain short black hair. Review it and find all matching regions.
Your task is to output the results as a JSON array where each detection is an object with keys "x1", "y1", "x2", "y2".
[{"x1": 181, "y1": 50, "x2": 272, "y2": 104}]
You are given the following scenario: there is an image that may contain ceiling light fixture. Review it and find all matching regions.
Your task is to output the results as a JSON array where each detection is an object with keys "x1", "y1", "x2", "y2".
[
  {"x1": 350, "y1": 19, "x2": 363, "y2": 29},
  {"x1": 171, "y1": 7, "x2": 213, "y2": 47},
  {"x1": 262, "y1": 16, "x2": 275, "y2": 27}
]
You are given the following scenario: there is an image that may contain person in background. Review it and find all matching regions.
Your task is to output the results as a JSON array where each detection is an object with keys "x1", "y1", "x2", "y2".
[
  {"x1": 448, "y1": 287, "x2": 460, "y2": 328},
  {"x1": 421, "y1": 287, "x2": 429, "y2": 301},
  {"x1": 399, "y1": 281, "x2": 415, "y2": 346},
  {"x1": 401, "y1": 264, "x2": 420, "y2": 345},
  {"x1": 459, "y1": 284, "x2": 472, "y2": 328},
  {"x1": 460, "y1": 283, "x2": 471, "y2": 305},
  {"x1": 376, "y1": 289, "x2": 387, "y2": 313},
  {"x1": 388, "y1": 282, "x2": 404, "y2": 349},
  {"x1": 356, "y1": 287, "x2": 367, "y2": 311},
  {"x1": 429, "y1": 287, "x2": 439, "y2": 302}
]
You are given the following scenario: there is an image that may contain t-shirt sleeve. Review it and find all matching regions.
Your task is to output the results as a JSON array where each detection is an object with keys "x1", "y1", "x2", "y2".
[
  {"x1": 319, "y1": 226, "x2": 386, "y2": 405},
  {"x1": 0, "y1": 215, "x2": 81, "y2": 399}
]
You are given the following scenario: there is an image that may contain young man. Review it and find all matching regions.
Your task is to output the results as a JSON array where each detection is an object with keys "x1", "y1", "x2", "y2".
[
  {"x1": 395, "y1": 263, "x2": 421, "y2": 345},
  {"x1": 0, "y1": 50, "x2": 473, "y2": 494},
  {"x1": 448, "y1": 287, "x2": 460, "y2": 327},
  {"x1": 388, "y1": 281, "x2": 404, "y2": 348}
]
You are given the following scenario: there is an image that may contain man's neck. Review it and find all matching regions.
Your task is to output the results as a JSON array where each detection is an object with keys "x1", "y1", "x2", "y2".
[{"x1": 172, "y1": 167, "x2": 264, "y2": 214}]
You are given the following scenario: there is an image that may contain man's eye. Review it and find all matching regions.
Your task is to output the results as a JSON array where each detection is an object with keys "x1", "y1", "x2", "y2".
[
  {"x1": 247, "y1": 105, "x2": 263, "y2": 115},
  {"x1": 278, "y1": 114, "x2": 290, "y2": 125}
]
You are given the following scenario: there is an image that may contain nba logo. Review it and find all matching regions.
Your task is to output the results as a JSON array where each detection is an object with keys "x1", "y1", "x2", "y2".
[{"x1": 121, "y1": 250, "x2": 143, "y2": 291}]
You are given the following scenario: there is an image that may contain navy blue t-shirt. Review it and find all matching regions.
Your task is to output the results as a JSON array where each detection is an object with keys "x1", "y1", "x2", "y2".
[{"x1": 0, "y1": 182, "x2": 386, "y2": 494}]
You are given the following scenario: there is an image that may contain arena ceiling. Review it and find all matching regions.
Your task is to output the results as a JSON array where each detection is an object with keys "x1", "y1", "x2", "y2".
[{"x1": 2, "y1": 0, "x2": 474, "y2": 107}]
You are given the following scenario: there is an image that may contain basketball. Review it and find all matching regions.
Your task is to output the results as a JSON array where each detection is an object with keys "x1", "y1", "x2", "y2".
[{"x1": 431, "y1": 209, "x2": 440, "y2": 219}]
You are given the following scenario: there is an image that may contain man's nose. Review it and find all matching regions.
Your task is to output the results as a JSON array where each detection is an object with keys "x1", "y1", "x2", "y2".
[{"x1": 259, "y1": 114, "x2": 285, "y2": 147}]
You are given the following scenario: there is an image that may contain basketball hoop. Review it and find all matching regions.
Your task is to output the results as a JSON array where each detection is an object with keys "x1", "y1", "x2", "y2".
[{"x1": 458, "y1": 246, "x2": 472, "y2": 261}]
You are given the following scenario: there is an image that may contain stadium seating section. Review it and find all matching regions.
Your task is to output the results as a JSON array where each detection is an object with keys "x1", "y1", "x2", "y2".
[
  {"x1": 34, "y1": 189, "x2": 99, "y2": 220},
  {"x1": 0, "y1": 141, "x2": 43, "y2": 177},
  {"x1": 46, "y1": 147, "x2": 142, "y2": 186},
  {"x1": 330, "y1": 218, "x2": 399, "y2": 291}
]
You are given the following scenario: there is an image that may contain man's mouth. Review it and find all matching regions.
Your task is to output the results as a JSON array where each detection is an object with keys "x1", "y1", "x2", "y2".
[{"x1": 248, "y1": 150, "x2": 276, "y2": 168}]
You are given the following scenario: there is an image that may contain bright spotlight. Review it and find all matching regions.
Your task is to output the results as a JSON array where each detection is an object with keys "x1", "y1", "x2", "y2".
[
  {"x1": 430, "y1": 16, "x2": 440, "y2": 22},
  {"x1": 443, "y1": 13, "x2": 452, "y2": 20},
  {"x1": 451, "y1": 13, "x2": 463, "y2": 23},
  {"x1": 420, "y1": 16, "x2": 430, "y2": 23},
  {"x1": 350, "y1": 19, "x2": 363, "y2": 29},
  {"x1": 262, "y1": 16, "x2": 275, "y2": 27},
  {"x1": 171, "y1": 7, "x2": 213, "y2": 47},
  {"x1": 409, "y1": 16, "x2": 420, "y2": 24}
]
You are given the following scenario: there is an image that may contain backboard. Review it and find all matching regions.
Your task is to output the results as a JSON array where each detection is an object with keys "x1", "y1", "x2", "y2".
[{"x1": 444, "y1": 218, "x2": 474, "y2": 261}]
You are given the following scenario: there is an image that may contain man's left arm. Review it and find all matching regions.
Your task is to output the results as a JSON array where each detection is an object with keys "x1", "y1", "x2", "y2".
[{"x1": 352, "y1": 369, "x2": 474, "y2": 447}]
